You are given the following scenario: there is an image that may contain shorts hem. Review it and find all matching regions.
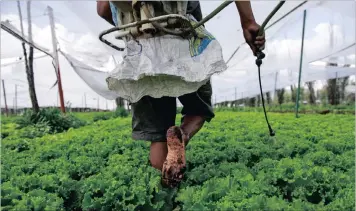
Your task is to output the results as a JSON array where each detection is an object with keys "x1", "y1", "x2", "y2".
[
  {"x1": 181, "y1": 113, "x2": 215, "y2": 124},
  {"x1": 132, "y1": 132, "x2": 167, "y2": 142}
]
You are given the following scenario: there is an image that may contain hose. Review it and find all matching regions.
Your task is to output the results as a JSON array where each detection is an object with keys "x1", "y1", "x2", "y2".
[{"x1": 255, "y1": 0, "x2": 286, "y2": 136}]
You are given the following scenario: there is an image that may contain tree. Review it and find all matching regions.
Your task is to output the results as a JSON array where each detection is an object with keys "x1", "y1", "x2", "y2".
[
  {"x1": 257, "y1": 95, "x2": 261, "y2": 107},
  {"x1": 290, "y1": 85, "x2": 296, "y2": 103},
  {"x1": 327, "y1": 78, "x2": 339, "y2": 105},
  {"x1": 340, "y1": 76, "x2": 349, "y2": 102},
  {"x1": 115, "y1": 97, "x2": 125, "y2": 108},
  {"x1": 306, "y1": 81, "x2": 316, "y2": 104},
  {"x1": 248, "y1": 97, "x2": 256, "y2": 107},
  {"x1": 276, "y1": 88, "x2": 285, "y2": 105},
  {"x1": 17, "y1": 1, "x2": 40, "y2": 113},
  {"x1": 265, "y1": 92, "x2": 271, "y2": 105}
]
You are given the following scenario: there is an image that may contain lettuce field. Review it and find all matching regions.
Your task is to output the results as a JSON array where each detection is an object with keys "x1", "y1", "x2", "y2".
[{"x1": 1, "y1": 111, "x2": 354, "y2": 210}]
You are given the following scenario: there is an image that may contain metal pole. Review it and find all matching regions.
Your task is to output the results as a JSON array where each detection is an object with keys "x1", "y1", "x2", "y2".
[
  {"x1": 15, "y1": 84, "x2": 17, "y2": 115},
  {"x1": 48, "y1": 6, "x2": 65, "y2": 113},
  {"x1": 2, "y1": 80, "x2": 8, "y2": 116},
  {"x1": 97, "y1": 97, "x2": 99, "y2": 111},
  {"x1": 295, "y1": 10, "x2": 307, "y2": 118},
  {"x1": 84, "y1": 93, "x2": 87, "y2": 108},
  {"x1": 274, "y1": 71, "x2": 278, "y2": 96},
  {"x1": 235, "y1": 87, "x2": 237, "y2": 107},
  {"x1": 335, "y1": 72, "x2": 338, "y2": 105}
]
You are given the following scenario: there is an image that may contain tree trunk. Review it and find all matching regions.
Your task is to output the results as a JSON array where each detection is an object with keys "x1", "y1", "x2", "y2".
[
  {"x1": 24, "y1": 0, "x2": 39, "y2": 113},
  {"x1": 290, "y1": 85, "x2": 296, "y2": 103},
  {"x1": 21, "y1": 42, "x2": 40, "y2": 113},
  {"x1": 257, "y1": 95, "x2": 261, "y2": 107},
  {"x1": 115, "y1": 97, "x2": 125, "y2": 108},
  {"x1": 276, "y1": 88, "x2": 285, "y2": 105},
  {"x1": 327, "y1": 79, "x2": 339, "y2": 105},
  {"x1": 248, "y1": 97, "x2": 256, "y2": 107},
  {"x1": 266, "y1": 92, "x2": 271, "y2": 105},
  {"x1": 27, "y1": 46, "x2": 40, "y2": 113},
  {"x1": 306, "y1": 81, "x2": 316, "y2": 105},
  {"x1": 340, "y1": 76, "x2": 349, "y2": 102}
]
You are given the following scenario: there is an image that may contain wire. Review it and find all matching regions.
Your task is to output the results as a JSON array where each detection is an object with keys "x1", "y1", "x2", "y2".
[
  {"x1": 6, "y1": 14, "x2": 47, "y2": 23},
  {"x1": 226, "y1": 1, "x2": 308, "y2": 65}
]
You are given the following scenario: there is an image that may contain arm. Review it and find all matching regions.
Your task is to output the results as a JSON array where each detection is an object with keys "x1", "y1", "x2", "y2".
[
  {"x1": 235, "y1": 1, "x2": 256, "y2": 29},
  {"x1": 97, "y1": 1, "x2": 115, "y2": 26},
  {"x1": 234, "y1": 1, "x2": 265, "y2": 56}
]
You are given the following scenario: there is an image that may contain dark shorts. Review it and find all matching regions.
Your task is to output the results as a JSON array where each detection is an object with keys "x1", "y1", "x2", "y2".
[{"x1": 131, "y1": 80, "x2": 214, "y2": 142}]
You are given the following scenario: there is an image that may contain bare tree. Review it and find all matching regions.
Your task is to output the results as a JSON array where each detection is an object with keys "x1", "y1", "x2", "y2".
[
  {"x1": 115, "y1": 97, "x2": 126, "y2": 109},
  {"x1": 27, "y1": 1, "x2": 40, "y2": 113},
  {"x1": 17, "y1": 1, "x2": 39, "y2": 113},
  {"x1": 276, "y1": 88, "x2": 285, "y2": 105},
  {"x1": 327, "y1": 78, "x2": 339, "y2": 105},
  {"x1": 248, "y1": 97, "x2": 256, "y2": 107},
  {"x1": 257, "y1": 95, "x2": 261, "y2": 107},
  {"x1": 290, "y1": 85, "x2": 296, "y2": 103},
  {"x1": 306, "y1": 81, "x2": 316, "y2": 104},
  {"x1": 265, "y1": 92, "x2": 271, "y2": 105},
  {"x1": 340, "y1": 76, "x2": 349, "y2": 102}
]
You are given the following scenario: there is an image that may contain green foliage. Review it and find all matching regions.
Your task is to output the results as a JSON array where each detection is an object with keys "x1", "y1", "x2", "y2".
[
  {"x1": 93, "y1": 113, "x2": 113, "y2": 122},
  {"x1": 1, "y1": 112, "x2": 354, "y2": 210},
  {"x1": 15, "y1": 108, "x2": 86, "y2": 134},
  {"x1": 114, "y1": 107, "x2": 129, "y2": 118},
  {"x1": 91, "y1": 108, "x2": 129, "y2": 122},
  {"x1": 215, "y1": 104, "x2": 354, "y2": 114}
]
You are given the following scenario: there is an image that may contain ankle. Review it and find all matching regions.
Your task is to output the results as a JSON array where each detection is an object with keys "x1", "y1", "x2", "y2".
[{"x1": 180, "y1": 115, "x2": 205, "y2": 143}]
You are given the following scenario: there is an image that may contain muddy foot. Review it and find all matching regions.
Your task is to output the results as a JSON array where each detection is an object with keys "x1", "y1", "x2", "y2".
[{"x1": 161, "y1": 126, "x2": 186, "y2": 188}]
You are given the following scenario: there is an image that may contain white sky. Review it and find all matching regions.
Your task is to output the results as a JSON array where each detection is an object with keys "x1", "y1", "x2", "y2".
[{"x1": 1, "y1": 1, "x2": 355, "y2": 108}]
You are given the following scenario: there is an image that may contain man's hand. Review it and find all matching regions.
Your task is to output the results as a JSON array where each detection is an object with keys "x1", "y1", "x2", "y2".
[
  {"x1": 242, "y1": 22, "x2": 265, "y2": 56},
  {"x1": 235, "y1": 1, "x2": 266, "y2": 56}
]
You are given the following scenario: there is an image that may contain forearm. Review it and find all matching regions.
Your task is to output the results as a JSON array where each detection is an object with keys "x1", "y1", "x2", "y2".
[{"x1": 235, "y1": 1, "x2": 256, "y2": 28}]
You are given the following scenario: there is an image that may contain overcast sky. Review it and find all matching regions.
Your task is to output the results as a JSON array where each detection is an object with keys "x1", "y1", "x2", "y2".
[{"x1": 1, "y1": 1, "x2": 355, "y2": 108}]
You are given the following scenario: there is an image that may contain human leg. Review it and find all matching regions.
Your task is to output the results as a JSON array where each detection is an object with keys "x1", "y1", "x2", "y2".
[
  {"x1": 178, "y1": 79, "x2": 215, "y2": 145},
  {"x1": 162, "y1": 79, "x2": 215, "y2": 187},
  {"x1": 149, "y1": 142, "x2": 168, "y2": 170},
  {"x1": 130, "y1": 95, "x2": 176, "y2": 170}
]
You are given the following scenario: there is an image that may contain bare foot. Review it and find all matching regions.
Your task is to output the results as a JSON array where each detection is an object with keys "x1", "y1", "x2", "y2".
[{"x1": 161, "y1": 126, "x2": 186, "y2": 188}]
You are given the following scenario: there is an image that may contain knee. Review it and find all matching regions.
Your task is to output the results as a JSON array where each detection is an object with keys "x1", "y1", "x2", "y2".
[
  {"x1": 149, "y1": 156, "x2": 164, "y2": 170},
  {"x1": 149, "y1": 141, "x2": 167, "y2": 170}
]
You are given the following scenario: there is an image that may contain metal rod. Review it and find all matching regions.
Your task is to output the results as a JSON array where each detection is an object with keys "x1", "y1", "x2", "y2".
[
  {"x1": 15, "y1": 84, "x2": 17, "y2": 115},
  {"x1": 2, "y1": 80, "x2": 8, "y2": 116},
  {"x1": 295, "y1": 10, "x2": 307, "y2": 118}
]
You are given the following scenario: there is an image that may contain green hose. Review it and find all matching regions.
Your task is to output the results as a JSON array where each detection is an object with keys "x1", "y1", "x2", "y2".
[{"x1": 256, "y1": 0, "x2": 286, "y2": 136}]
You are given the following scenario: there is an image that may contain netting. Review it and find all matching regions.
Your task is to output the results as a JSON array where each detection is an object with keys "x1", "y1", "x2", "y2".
[
  {"x1": 1, "y1": 1, "x2": 355, "y2": 109},
  {"x1": 211, "y1": 0, "x2": 355, "y2": 103}
]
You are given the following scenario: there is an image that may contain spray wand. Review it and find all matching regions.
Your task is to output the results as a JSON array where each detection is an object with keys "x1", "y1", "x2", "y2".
[{"x1": 255, "y1": 1, "x2": 286, "y2": 136}]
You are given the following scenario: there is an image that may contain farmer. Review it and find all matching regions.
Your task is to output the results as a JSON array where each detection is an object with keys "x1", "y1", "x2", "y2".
[{"x1": 97, "y1": 1, "x2": 265, "y2": 187}]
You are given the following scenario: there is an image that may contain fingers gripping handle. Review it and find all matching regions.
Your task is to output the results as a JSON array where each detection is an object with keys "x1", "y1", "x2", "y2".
[{"x1": 255, "y1": 1, "x2": 285, "y2": 65}]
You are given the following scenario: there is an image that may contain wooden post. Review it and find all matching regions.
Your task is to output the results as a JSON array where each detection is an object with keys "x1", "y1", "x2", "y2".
[{"x1": 48, "y1": 6, "x2": 65, "y2": 113}]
